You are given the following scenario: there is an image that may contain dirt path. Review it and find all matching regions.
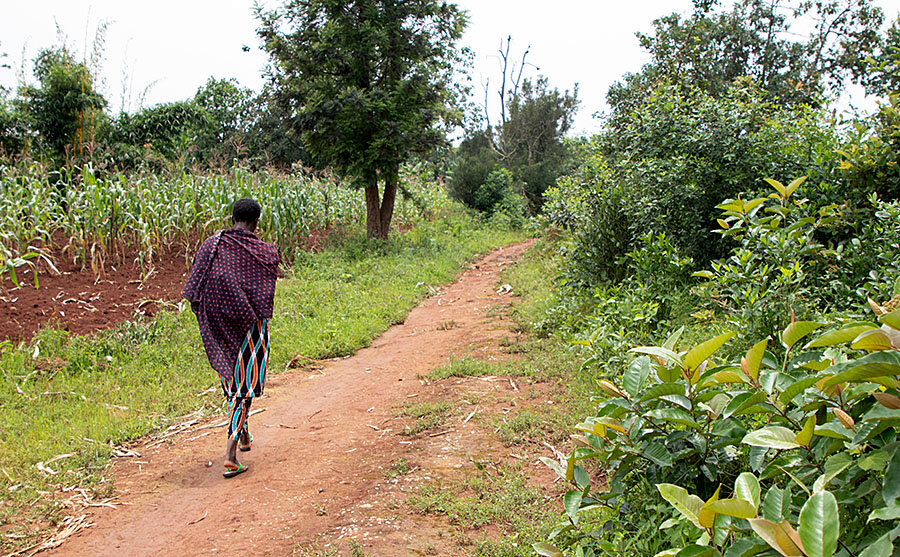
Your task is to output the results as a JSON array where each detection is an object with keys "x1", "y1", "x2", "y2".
[{"x1": 52, "y1": 239, "x2": 552, "y2": 556}]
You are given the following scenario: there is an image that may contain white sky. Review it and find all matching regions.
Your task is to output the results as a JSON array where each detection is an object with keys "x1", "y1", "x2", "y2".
[{"x1": 2, "y1": 0, "x2": 899, "y2": 136}]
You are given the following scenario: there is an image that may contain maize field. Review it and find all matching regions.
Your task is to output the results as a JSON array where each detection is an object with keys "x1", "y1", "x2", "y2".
[{"x1": 0, "y1": 162, "x2": 450, "y2": 284}]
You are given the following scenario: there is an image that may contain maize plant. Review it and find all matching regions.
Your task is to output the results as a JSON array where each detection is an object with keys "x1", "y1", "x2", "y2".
[{"x1": 0, "y1": 161, "x2": 449, "y2": 281}]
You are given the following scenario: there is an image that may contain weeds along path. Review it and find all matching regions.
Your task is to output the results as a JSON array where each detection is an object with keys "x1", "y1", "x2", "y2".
[{"x1": 52, "y1": 239, "x2": 539, "y2": 556}]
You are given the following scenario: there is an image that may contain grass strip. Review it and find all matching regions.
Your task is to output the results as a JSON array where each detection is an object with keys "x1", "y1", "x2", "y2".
[{"x1": 0, "y1": 213, "x2": 521, "y2": 550}]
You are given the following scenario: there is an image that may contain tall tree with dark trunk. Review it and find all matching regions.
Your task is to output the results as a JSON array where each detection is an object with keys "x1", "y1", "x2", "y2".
[{"x1": 257, "y1": 0, "x2": 467, "y2": 239}]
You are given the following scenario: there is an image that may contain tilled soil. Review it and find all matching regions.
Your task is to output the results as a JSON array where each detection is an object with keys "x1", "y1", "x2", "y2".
[
  {"x1": 0, "y1": 229, "x2": 337, "y2": 343},
  {"x1": 0, "y1": 251, "x2": 189, "y2": 343},
  {"x1": 50, "y1": 239, "x2": 560, "y2": 556}
]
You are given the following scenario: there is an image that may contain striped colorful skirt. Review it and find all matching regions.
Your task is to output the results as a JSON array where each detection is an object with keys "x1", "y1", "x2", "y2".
[{"x1": 222, "y1": 319, "x2": 269, "y2": 398}]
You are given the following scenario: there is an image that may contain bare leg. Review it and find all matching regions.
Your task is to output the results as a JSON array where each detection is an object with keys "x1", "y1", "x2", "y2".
[{"x1": 224, "y1": 397, "x2": 249, "y2": 471}]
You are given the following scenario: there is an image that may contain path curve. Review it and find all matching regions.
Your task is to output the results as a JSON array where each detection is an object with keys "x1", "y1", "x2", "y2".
[{"x1": 53, "y1": 240, "x2": 534, "y2": 556}]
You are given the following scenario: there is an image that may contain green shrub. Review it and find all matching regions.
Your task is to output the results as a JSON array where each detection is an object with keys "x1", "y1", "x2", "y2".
[{"x1": 540, "y1": 306, "x2": 900, "y2": 555}]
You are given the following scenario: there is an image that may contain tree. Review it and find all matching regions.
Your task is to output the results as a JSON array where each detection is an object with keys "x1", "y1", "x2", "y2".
[
  {"x1": 451, "y1": 38, "x2": 578, "y2": 214},
  {"x1": 859, "y1": 15, "x2": 900, "y2": 95},
  {"x1": 496, "y1": 77, "x2": 578, "y2": 210},
  {"x1": 20, "y1": 47, "x2": 106, "y2": 159},
  {"x1": 609, "y1": 0, "x2": 884, "y2": 111},
  {"x1": 257, "y1": 0, "x2": 467, "y2": 239},
  {"x1": 193, "y1": 77, "x2": 254, "y2": 161}
]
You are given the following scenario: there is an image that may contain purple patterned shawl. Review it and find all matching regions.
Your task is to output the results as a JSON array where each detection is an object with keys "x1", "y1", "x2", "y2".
[{"x1": 182, "y1": 227, "x2": 280, "y2": 379}]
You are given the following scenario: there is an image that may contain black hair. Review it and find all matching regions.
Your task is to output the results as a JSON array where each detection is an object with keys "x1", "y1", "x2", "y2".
[{"x1": 232, "y1": 198, "x2": 261, "y2": 224}]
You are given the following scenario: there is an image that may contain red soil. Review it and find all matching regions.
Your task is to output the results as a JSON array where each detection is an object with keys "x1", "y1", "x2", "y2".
[
  {"x1": 0, "y1": 251, "x2": 189, "y2": 343},
  {"x1": 0, "y1": 229, "x2": 338, "y2": 343}
]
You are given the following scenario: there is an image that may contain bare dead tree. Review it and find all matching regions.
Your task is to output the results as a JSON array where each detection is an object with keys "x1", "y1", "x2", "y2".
[{"x1": 481, "y1": 36, "x2": 537, "y2": 159}]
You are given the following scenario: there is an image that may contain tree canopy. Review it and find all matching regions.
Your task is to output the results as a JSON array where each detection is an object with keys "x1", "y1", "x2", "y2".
[
  {"x1": 609, "y1": 0, "x2": 884, "y2": 111},
  {"x1": 257, "y1": 0, "x2": 468, "y2": 239}
]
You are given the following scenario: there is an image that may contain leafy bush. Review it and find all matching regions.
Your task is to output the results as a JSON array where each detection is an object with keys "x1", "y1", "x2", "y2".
[
  {"x1": 696, "y1": 178, "x2": 900, "y2": 344},
  {"x1": 693, "y1": 177, "x2": 838, "y2": 342},
  {"x1": 540, "y1": 302, "x2": 900, "y2": 556}
]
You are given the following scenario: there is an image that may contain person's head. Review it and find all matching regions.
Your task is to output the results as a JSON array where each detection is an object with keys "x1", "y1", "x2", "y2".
[{"x1": 232, "y1": 198, "x2": 261, "y2": 231}]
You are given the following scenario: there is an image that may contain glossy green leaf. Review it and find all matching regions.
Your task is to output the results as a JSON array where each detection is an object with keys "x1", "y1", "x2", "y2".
[
  {"x1": 658, "y1": 484, "x2": 704, "y2": 528},
  {"x1": 705, "y1": 497, "x2": 757, "y2": 519},
  {"x1": 798, "y1": 490, "x2": 839, "y2": 557},
  {"x1": 723, "y1": 392, "x2": 767, "y2": 418},
  {"x1": 884, "y1": 448, "x2": 900, "y2": 505},
  {"x1": 858, "y1": 450, "x2": 890, "y2": 471},
  {"x1": 794, "y1": 416, "x2": 816, "y2": 447},
  {"x1": 675, "y1": 545, "x2": 716, "y2": 557},
  {"x1": 647, "y1": 408, "x2": 702, "y2": 429},
  {"x1": 742, "y1": 339, "x2": 768, "y2": 380},
  {"x1": 805, "y1": 324, "x2": 876, "y2": 348},
  {"x1": 699, "y1": 486, "x2": 721, "y2": 528},
  {"x1": 764, "y1": 177, "x2": 787, "y2": 196},
  {"x1": 763, "y1": 486, "x2": 787, "y2": 522},
  {"x1": 868, "y1": 500, "x2": 900, "y2": 522},
  {"x1": 639, "y1": 383, "x2": 685, "y2": 403},
  {"x1": 564, "y1": 490, "x2": 582, "y2": 518},
  {"x1": 684, "y1": 332, "x2": 735, "y2": 371},
  {"x1": 532, "y1": 542, "x2": 563, "y2": 557},
  {"x1": 778, "y1": 376, "x2": 820, "y2": 405},
  {"x1": 858, "y1": 534, "x2": 893, "y2": 557},
  {"x1": 782, "y1": 321, "x2": 825, "y2": 349},
  {"x1": 783, "y1": 176, "x2": 805, "y2": 198},
  {"x1": 823, "y1": 351, "x2": 900, "y2": 387},
  {"x1": 624, "y1": 356, "x2": 652, "y2": 398},
  {"x1": 663, "y1": 326, "x2": 685, "y2": 350},
  {"x1": 630, "y1": 346, "x2": 683, "y2": 367},
  {"x1": 642, "y1": 442, "x2": 673, "y2": 467},
  {"x1": 851, "y1": 329, "x2": 893, "y2": 352},
  {"x1": 880, "y1": 308, "x2": 900, "y2": 330},
  {"x1": 742, "y1": 426, "x2": 801, "y2": 450},
  {"x1": 734, "y1": 472, "x2": 760, "y2": 508}
]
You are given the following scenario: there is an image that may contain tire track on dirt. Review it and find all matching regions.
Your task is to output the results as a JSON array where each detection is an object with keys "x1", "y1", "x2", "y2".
[{"x1": 52, "y1": 240, "x2": 535, "y2": 556}]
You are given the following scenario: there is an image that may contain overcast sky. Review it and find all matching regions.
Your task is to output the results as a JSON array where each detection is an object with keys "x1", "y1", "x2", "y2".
[{"x1": 2, "y1": 1, "x2": 898, "y2": 136}]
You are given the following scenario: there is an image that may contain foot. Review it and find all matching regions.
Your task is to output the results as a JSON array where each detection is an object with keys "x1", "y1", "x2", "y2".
[{"x1": 223, "y1": 460, "x2": 249, "y2": 478}]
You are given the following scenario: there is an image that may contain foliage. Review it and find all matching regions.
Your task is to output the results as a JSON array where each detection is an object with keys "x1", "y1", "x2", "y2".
[
  {"x1": 548, "y1": 83, "x2": 830, "y2": 283},
  {"x1": 193, "y1": 77, "x2": 254, "y2": 155},
  {"x1": 542, "y1": 296, "x2": 900, "y2": 556},
  {"x1": 838, "y1": 93, "x2": 900, "y2": 203},
  {"x1": 494, "y1": 77, "x2": 579, "y2": 213},
  {"x1": 543, "y1": 138, "x2": 632, "y2": 285},
  {"x1": 859, "y1": 15, "x2": 900, "y2": 96},
  {"x1": 694, "y1": 177, "x2": 839, "y2": 342},
  {"x1": 19, "y1": 47, "x2": 106, "y2": 159},
  {"x1": 609, "y1": 0, "x2": 885, "y2": 110},
  {"x1": 106, "y1": 100, "x2": 210, "y2": 167},
  {"x1": 453, "y1": 77, "x2": 578, "y2": 216},
  {"x1": 257, "y1": 0, "x2": 468, "y2": 239},
  {"x1": 448, "y1": 131, "x2": 499, "y2": 210}
]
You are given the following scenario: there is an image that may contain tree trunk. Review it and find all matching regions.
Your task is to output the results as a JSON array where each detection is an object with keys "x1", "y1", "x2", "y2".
[
  {"x1": 379, "y1": 163, "x2": 398, "y2": 239},
  {"x1": 364, "y1": 166, "x2": 398, "y2": 241},
  {"x1": 365, "y1": 173, "x2": 382, "y2": 240}
]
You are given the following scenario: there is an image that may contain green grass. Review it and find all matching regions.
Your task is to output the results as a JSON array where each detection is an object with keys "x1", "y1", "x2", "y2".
[
  {"x1": 383, "y1": 457, "x2": 412, "y2": 479},
  {"x1": 400, "y1": 400, "x2": 452, "y2": 436},
  {"x1": 0, "y1": 213, "x2": 522, "y2": 551},
  {"x1": 408, "y1": 463, "x2": 561, "y2": 556}
]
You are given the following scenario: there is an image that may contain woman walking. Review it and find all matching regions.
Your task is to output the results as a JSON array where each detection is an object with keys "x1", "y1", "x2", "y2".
[{"x1": 182, "y1": 198, "x2": 280, "y2": 478}]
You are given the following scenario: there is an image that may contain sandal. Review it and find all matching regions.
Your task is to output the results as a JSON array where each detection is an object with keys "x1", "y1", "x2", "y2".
[
  {"x1": 239, "y1": 432, "x2": 253, "y2": 452},
  {"x1": 223, "y1": 462, "x2": 249, "y2": 478}
]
